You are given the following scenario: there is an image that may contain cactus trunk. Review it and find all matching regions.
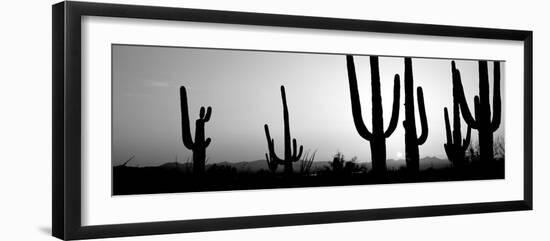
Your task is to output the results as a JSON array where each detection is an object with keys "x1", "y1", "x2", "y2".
[
  {"x1": 180, "y1": 86, "x2": 212, "y2": 175},
  {"x1": 281, "y1": 87, "x2": 294, "y2": 173},
  {"x1": 477, "y1": 61, "x2": 494, "y2": 162},
  {"x1": 346, "y1": 55, "x2": 400, "y2": 175},
  {"x1": 192, "y1": 146, "x2": 206, "y2": 174},
  {"x1": 368, "y1": 56, "x2": 388, "y2": 172},
  {"x1": 403, "y1": 57, "x2": 428, "y2": 173},
  {"x1": 453, "y1": 61, "x2": 501, "y2": 162}
]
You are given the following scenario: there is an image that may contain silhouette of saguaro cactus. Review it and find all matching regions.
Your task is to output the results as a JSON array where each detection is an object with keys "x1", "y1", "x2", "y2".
[
  {"x1": 453, "y1": 61, "x2": 501, "y2": 162},
  {"x1": 403, "y1": 57, "x2": 428, "y2": 173},
  {"x1": 443, "y1": 82, "x2": 472, "y2": 166},
  {"x1": 264, "y1": 86, "x2": 304, "y2": 175},
  {"x1": 179, "y1": 86, "x2": 212, "y2": 174},
  {"x1": 346, "y1": 55, "x2": 401, "y2": 174}
]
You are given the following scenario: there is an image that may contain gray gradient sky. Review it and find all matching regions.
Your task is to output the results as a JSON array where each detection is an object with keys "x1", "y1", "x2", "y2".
[{"x1": 112, "y1": 45, "x2": 505, "y2": 167}]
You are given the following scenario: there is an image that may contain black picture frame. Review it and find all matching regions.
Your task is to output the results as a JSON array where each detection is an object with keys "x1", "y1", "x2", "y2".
[{"x1": 52, "y1": 1, "x2": 533, "y2": 240}]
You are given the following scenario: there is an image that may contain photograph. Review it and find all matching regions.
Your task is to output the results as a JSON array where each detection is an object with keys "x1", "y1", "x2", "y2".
[{"x1": 111, "y1": 44, "x2": 505, "y2": 195}]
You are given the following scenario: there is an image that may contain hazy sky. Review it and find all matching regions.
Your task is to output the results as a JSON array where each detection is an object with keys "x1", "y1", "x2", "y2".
[{"x1": 112, "y1": 45, "x2": 505, "y2": 167}]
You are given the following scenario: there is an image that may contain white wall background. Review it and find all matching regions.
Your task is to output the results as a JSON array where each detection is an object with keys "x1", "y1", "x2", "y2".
[{"x1": 0, "y1": 0, "x2": 547, "y2": 240}]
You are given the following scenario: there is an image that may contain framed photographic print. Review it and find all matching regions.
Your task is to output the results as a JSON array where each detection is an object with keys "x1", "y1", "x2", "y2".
[{"x1": 52, "y1": 1, "x2": 533, "y2": 240}]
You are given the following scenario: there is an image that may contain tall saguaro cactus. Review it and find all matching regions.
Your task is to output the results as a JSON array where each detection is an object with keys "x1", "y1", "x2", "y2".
[
  {"x1": 453, "y1": 61, "x2": 501, "y2": 162},
  {"x1": 264, "y1": 86, "x2": 304, "y2": 175},
  {"x1": 403, "y1": 57, "x2": 428, "y2": 172},
  {"x1": 443, "y1": 79, "x2": 472, "y2": 166},
  {"x1": 346, "y1": 55, "x2": 401, "y2": 174},
  {"x1": 179, "y1": 86, "x2": 212, "y2": 174}
]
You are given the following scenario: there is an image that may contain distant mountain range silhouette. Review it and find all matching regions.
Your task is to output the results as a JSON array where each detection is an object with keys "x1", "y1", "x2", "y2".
[{"x1": 155, "y1": 156, "x2": 450, "y2": 173}]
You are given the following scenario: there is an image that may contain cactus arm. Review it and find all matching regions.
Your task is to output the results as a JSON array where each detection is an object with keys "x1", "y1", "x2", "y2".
[
  {"x1": 292, "y1": 138, "x2": 304, "y2": 162},
  {"x1": 292, "y1": 138, "x2": 298, "y2": 159},
  {"x1": 265, "y1": 153, "x2": 271, "y2": 167},
  {"x1": 452, "y1": 61, "x2": 479, "y2": 129},
  {"x1": 265, "y1": 153, "x2": 279, "y2": 172},
  {"x1": 264, "y1": 124, "x2": 274, "y2": 151},
  {"x1": 203, "y1": 106, "x2": 212, "y2": 122},
  {"x1": 264, "y1": 124, "x2": 283, "y2": 163},
  {"x1": 346, "y1": 55, "x2": 373, "y2": 140},
  {"x1": 296, "y1": 145, "x2": 303, "y2": 161},
  {"x1": 270, "y1": 139, "x2": 284, "y2": 165},
  {"x1": 443, "y1": 144, "x2": 452, "y2": 161},
  {"x1": 384, "y1": 74, "x2": 401, "y2": 137},
  {"x1": 462, "y1": 126, "x2": 472, "y2": 152},
  {"x1": 443, "y1": 107, "x2": 454, "y2": 163},
  {"x1": 204, "y1": 138, "x2": 211, "y2": 148},
  {"x1": 179, "y1": 86, "x2": 195, "y2": 149},
  {"x1": 490, "y1": 61, "x2": 502, "y2": 132},
  {"x1": 444, "y1": 107, "x2": 453, "y2": 145},
  {"x1": 199, "y1": 107, "x2": 205, "y2": 119},
  {"x1": 416, "y1": 87, "x2": 429, "y2": 145}
]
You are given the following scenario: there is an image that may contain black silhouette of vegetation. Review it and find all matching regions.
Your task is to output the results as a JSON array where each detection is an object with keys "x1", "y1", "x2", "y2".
[
  {"x1": 494, "y1": 136, "x2": 505, "y2": 159},
  {"x1": 120, "y1": 155, "x2": 135, "y2": 167},
  {"x1": 179, "y1": 86, "x2": 212, "y2": 174},
  {"x1": 346, "y1": 55, "x2": 400, "y2": 175},
  {"x1": 453, "y1": 61, "x2": 501, "y2": 162},
  {"x1": 112, "y1": 153, "x2": 503, "y2": 195},
  {"x1": 403, "y1": 57, "x2": 429, "y2": 173},
  {"x1": 329, "y1": 151, "x2": 345, "y2": 173},
  {"x1": 443, "y1": 68, "x2": 472, "y2": 167},
  {"x1": 264, "y1": 86, "x2": 304, "y2": 175},
  {"x1": 324, "y1": 152, "x2": 364, "y2": 176},
  {"x1": 299, "y1": 150, "x2": 316, "y2": 175},
  {"x1": 112, "y1": 56, "x2": 505, "y2": 195}
]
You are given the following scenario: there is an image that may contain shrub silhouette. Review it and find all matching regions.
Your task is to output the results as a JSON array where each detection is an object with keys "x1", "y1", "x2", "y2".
[
  {"x1": 325, "y1": 152, "x2": 363, "y2": 175},
  {"x1": 343, "y1": 158, "x2": 362, "y2": 174},
  {"x1": 452, "y1": 61, "x2": 501, "y2": 162},
  {"x1": 346, "y1": 55, "x2": 401, "y2": 175},
  {"x1": 264, "y1": 85, "x2": 304, "y2": 175},
  {"x1": 493, "y1": 136, "x2": 505, "y2": 160},
  {"x1": 330, "y1": 152, "x2": 345, "y2": 173},
  {"x1": 299, "y1": 150, "x2": 317, "y2": 175},
  {"x1": 179, "y1": 86, "x2": 212, "y2": 174},
  {"x1": 402, "y1": 58, "x2": 428, "y2": 173},
  {"x1": 466, "y1": 140, "x2": 480, "y2": 163},
  {"x1": 207, "y1": 164, "x2": 237, "y2": 176},
  {"x1": 443, "y1": 68, "x2": 472, "y2": 167}
]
